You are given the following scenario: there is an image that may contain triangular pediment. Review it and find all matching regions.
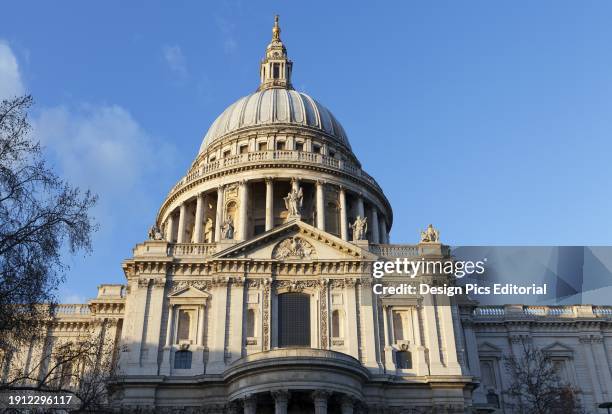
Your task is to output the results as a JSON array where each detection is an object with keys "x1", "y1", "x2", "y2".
[
  {"x1": 478, "y1": 341, "x2": 503, "y2": 357},
  {"x1": 169, "y1": 286, "x2": 210, "y2": 299},
  {"x1": 213, "y1": 220, "x2": 377, "y2": 261},
  {"x1": 543, "y1": 341, "x2": 574, "y2": 356}
]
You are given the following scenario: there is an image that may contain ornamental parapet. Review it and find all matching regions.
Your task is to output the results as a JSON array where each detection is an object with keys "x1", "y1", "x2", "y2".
[
  {"x1": 168, "y1": 242, "x2": 217, "y2": 257},
  {"x1": 167, "y1": 149, "x2": 384, "y2": 200},
  {"x1": 472, "y1": 304, "x2": 612, "y2": 321}
]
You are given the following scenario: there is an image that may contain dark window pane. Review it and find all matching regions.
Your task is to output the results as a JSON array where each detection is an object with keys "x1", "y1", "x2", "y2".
[
  {"x1": 278, "y1": 293, "x2": 310, "y2": 347},
  {"x1": 174, "y1": 350, "x2": 192, "y2": 369},
  {"x1": 396, "y1": 351, "x2": 412, "y2": 369},
  {"x1": 246, "y1": 309, "x2": 256, "y2": 337}
]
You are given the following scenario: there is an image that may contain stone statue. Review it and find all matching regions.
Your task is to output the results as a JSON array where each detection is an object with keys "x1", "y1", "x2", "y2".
[
  {"x1": 148, "y1": 224, "x2": 163, "y2": 241},
  {"x1": 420, "y1": 224, "x2": 440, "y2": 243},
  {"x1": 350, "y1": 216, "x2": 367, "y2": 241},
  {"x1": 283, "y1": 187, "x2": 303, "y2": 217},
  {"x1": 221, "y1": 218, "x2": 234, "y2": 240},
  {"x1": 204, "y1": 218, "x2": 213, "y2": 243}
]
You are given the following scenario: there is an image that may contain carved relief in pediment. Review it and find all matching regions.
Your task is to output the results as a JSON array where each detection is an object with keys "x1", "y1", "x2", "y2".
[{"x1": 272, "y1": 236, "x2": 316, "y2": 260}]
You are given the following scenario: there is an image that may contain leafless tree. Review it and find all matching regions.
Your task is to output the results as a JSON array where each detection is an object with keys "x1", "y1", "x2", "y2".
[
  {"x1": 0, "y1": 320, "x2": 116, "y2": 412},
  {"x1": 0, "y1": 95, "x2": 97, "y2": 355},
  {"x1": 504, "y1": 338, "x2": 582, "y2": 414}
]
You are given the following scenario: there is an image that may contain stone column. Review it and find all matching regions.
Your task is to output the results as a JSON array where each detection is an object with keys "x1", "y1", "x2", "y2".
[
  {"x1": 214, "y1": 185, "x2": 224, "y2": 242},
  {"x1": 272, "y1": 389, "x2": 289, "y2": 414},
  {"x1": 341, "y1": 396, "x2": 354, "y2": 414},
  {"x1": 591, "y1": 335, "x2": 612, "y2": 399},
  {"x1": 316, "y1": 180, "x2": 325, "y2": 230},
  {"x1": 356, "y1": 196, "x2": 365, "y2": 218},
  {"x1": 379, "y1": 216, "x2": 387, "y2": 244},
  {"x1": 207, "y1": 279, "x2": 228, "y2": 373},
  {"x1": 371, "y1": 206, "x2": 380, "y2": 243},
  {"x1": 165, "y1": 305, "x2": 175, "y2": 347},
  {"x1": 137, "y1": 278, "x2": 167, "y2": 375},
  {"x1": 239, "y1": 180, "x2": 249, "y2": 240},
  {"x1": 177, "y1": 203, "x2": 187, "y2": 243},
  {"x1": 265, "y1": 177, "x2": 274, "y2": 231},
  {"x1": 339, "y1": 186, "x2": 348, "y2": 240},
  {"x1": 193, "y1": 193, "x2": 204, "y2": 243},
  {"x1": 312, "y1": 390, "x2": 331, "y2": 414},
  {"x1": 243, "y1": 395, "x2": 257, "y2": 414},
  {"x1": 160, "y1": 304, "x2": 175, "y2": 375},
  {"x1": 227, "y1": 279, "x2": 244, "y2": 363},
  {"x1": 165, "y1": 214, "x2": 175, "y2": 242},
  {"x1": 345, "y1": 280, "x2": 359, "y2": 359}
]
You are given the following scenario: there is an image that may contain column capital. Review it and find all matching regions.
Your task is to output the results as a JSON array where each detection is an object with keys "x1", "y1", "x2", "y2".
[
  {"x1": 316, "y1": 179, "x2": 326, "y2": 186},
  {"x1": 265, "y1": 176, "x2": 274, "y2": 184},
  {"x1": 271, "y1": 389, "x2": 290, "y2": 402},
  {"x1": 240, "y1": 179, "x2": 248, "y2": 186},
  {"x1": 312, "y1": 389, "x2": 332, "y2": 401}
]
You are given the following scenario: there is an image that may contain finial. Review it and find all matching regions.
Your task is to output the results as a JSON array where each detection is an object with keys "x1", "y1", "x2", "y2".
[{"x1": 272, "y1": 14, "x2": 281, "y2": 41}]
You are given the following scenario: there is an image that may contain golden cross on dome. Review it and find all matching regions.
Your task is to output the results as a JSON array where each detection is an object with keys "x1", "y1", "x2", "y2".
[{"x1": 272, "y1": 14, "x2": 281, "y2": 40}]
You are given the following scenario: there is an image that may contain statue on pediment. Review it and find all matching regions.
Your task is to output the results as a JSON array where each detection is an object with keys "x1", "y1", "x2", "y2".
[
  {"x1": 420, "y1": 224, "x2": 440, "y2": 243},
  {"x1": 350, "y1": 216, "x2": 367, "y2": 241},
  {"x1": 148, "y1": 224, "x2": 163, "y2": 240},
  {"x1": 284, "y1": 187, "x2": 303, "y2": 218}
]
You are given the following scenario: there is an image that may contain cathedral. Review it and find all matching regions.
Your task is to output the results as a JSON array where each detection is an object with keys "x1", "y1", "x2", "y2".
[{"x1": 7, "y1": 17, "x2": 612, "y2": 414}]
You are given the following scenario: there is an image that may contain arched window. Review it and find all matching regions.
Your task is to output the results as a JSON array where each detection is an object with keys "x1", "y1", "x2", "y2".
[
  {"x1": 174, "y1": 350, "x2": 192, "y2": 369},
  {"x1": 393, "y1": 311, "x2": 404, "y2": 341},
  {"x1": 331, "y1": 310, "x2": 341, "y2": 338},
  {"x1": 278, "y1": 292, "x2": 310, "y2": 347},
  {"x1": 246, "y1": 309, "x2": 256, "y2": 338},
  {"x1": 396, "y1": 350, "x2": 412, "y2": 369},
  {"x1": 177, "y1": 310, "x2": 192, "y2": 342}
]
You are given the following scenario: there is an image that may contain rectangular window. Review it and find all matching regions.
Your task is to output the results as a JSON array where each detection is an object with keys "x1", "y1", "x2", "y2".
[
  {"x1": 273, "y1": 63, "x2": 280, "y2": 79},
  {"x1": 239, "y1": 145, "x2": 248, "y2": 154},
  {"x1": 312, "y1": 144, "x2": 321, "y2": 154},
  {"x1": 278, "y1": 293, "x2": 310, "y2": 347},
  {"x1": 258, "y1": 142, "x2": 268, "y2": 151},
  {"x1": 295, "y1": 142, "x2": 304, "y2": 151},
  {"x1": 223, "y1": 150, "x2": 231, "y2": 158},
  {"x1": 174, "y1": 350, "x2": 192, "y2": 369},
  {"x1": 177, "y1": 309, "x2": 194, "y2": 343},
  {"x1": 276, "y1": 141, "x2": 286, "y2": 150}
]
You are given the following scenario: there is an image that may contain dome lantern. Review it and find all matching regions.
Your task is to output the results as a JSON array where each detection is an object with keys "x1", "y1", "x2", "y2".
[{"x1": 258, "y1": 15, "x2": 293, "y2": 91}]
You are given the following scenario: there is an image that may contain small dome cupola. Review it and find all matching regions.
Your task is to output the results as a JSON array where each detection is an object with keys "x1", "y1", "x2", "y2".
[{"x1": 258, "y1": 15, "x2": 293, "y2": 91}]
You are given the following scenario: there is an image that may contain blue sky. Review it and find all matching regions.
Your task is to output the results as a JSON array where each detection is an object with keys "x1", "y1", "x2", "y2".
[{"x1": 1, "y1": 1, "x2": 612, "y2": 302}]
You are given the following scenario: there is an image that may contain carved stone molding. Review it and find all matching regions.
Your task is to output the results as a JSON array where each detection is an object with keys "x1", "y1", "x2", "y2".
[
  {"x1": 263, "y1": 281, "x2": 271, "y2": 350},
  {"x1": 170, "y1": 280, "x2": 213, "y2": 294},
  {"x1": 320, "y1": 282, "x2": 329, "y2": 348},
  {"x1": 276, "y1": 279, "x2": 320, "y2": 292}
]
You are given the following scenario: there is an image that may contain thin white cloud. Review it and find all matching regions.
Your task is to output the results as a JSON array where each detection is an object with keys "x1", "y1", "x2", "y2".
[
  {"x1": 162, "y1": 44, "x2": 187, "y2": 78},
  {"x1": 215, "y1": 16, "x2": 238, "y2": 54},
  {"x1": 33, "y1": 104, "x2": 177, "y2": 230},
  {"x1": 0, "y1": 40, "x2": 25, "y2": 99}
]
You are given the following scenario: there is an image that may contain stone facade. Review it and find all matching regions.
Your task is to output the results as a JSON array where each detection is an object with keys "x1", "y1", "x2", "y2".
[{"x1": 4, "y1": 17, "x2": 612, "y2": 414}]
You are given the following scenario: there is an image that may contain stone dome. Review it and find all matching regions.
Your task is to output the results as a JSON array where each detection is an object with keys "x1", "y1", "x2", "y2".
[{"x1": 199, "y1": 89, "x2": 350, "y2": 154}]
